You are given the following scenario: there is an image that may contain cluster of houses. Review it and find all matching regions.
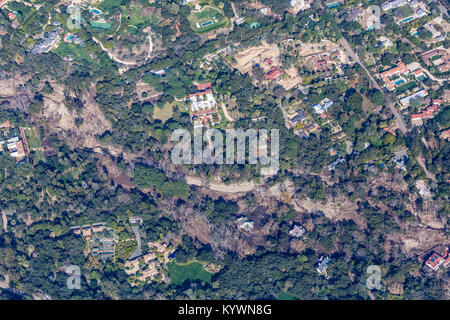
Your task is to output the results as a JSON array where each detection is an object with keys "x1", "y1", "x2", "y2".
[
  {"x1": 411, "y1": 99, "x2": 442, "y2": 126},
  {"x1": 422, "y1": 48, "x2": 450, "y2": 73},
  {"x1": 186, "y1": 83, "x2": 221, "y2": 128},
  {"x1": 30, "y1": 26, "x2": 63, "y2": 54},
  {"x1": 381, "y1": 0, "x2": 428, "y2": 24},
  {"x1": 71, "y1": 222, "x2": 115, "y2": 260},
  {"x1": 124, "y1": 241, "x2": 175, "y2": 284}
]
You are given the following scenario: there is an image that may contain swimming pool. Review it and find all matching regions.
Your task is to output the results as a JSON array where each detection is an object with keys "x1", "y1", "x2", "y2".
[
  {"x1": 201, "y1": 20, "x2": 213, "y2": 27},
  {"x1": 394, "y1": 79, "x2": 404, "y2": 85},
  {"x1": 402, "y1": 16, "x2": 414, "y2": 23}
]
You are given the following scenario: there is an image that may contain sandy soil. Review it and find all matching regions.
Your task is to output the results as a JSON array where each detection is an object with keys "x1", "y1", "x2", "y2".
[
  {"x1": 186, "y1": 176, "x2": 255, "y2": 193},
  {"x1": 297, "y1": 40, "x2": 340, "y2": 57},
  {"x1": 233, "y1": 41, "x2": 280, "y2": 74},
  {"x1": 278, "y1": 65, "x2": 302, "y2": 90}
]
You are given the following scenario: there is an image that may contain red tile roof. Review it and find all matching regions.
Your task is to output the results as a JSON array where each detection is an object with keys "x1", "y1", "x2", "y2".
[
  {"x1": 15, "y1": 141, "x2": 25, "y2": 157},
  {"x1": 426, "y1": 253, "x2": 444, "y2": 269},
  {"x1": 264, "y1": 66, "x2": 283, "y2": 81},
  {"x1": 196, "y1": 83, "x2": 212, "y2": 90},
  {"x1": 0, "y1": 120, "x2": 10, "y2": 128}
]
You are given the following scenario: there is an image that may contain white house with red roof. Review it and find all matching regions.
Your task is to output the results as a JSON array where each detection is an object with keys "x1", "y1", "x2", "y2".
[
  {"x1": 425, "y1": 247, "x2": 450, "y2": 271},
  {"x1": 186, "y1": 83, "x2": 221, "y2": 128}
]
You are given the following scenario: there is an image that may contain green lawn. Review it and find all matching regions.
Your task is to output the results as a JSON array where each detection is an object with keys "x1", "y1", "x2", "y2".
[
  {"x1": 167, "y1": 261, "x2": 212, "y2": 286},
  {"x1": 395, "y1": 81, "x2": 417, "y2": 95},
  {"x1": 53, "y1": 43, "x2": 98, "y2": 66},
  {"x1": 188, "y1": 7, "x2": 227, "y2": 34}
]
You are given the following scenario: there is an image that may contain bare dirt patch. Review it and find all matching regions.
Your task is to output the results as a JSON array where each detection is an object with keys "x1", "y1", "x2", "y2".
[
  {"x1": 41, "y1": 83, "x2": 123, "y2": 157},
  {"x1": 233, "y1": 41, "x2": 280, "y2": 74},
  {"x1": 278, "y1": 65, "x2": 302, "y2": 90}
]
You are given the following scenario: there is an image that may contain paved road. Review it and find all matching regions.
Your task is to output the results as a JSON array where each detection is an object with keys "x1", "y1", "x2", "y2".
[
  {"x1": 339, "y1": 38, "x2": 408, "y2": 135},
  {"x1": 339, "y1": 37, "x2": 440, "y2": 181}
]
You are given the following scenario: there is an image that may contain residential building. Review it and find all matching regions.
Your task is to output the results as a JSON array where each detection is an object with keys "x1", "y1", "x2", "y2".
[
  {"x1": 378, "y1": 36, "x2": 394, "y2": 49},
  {"x1": 235, "y1": 17, "x2": 245, "y2": 25},
  {"x1": 30, "y1": 27, "x2": 63, "y2": 54},
  {"x1": 411, "y1": 98, "x2": 440, "y2": 125},
  {"x1": 187, "y1": 83, "x2": 221, "y2": 128},
  {"x1": 426, "y1": 252, "x2": 445, "y2": 271},
  {"x1": 327, "y1": 157, "x2": 345, "y2": 171},
  {"x1": 291, "y1": 110, "x2": 306, "y2": 125},
  {"x1": 422, "y1": 48, "x2": 450, "y2": 73},
  {"x1": 381, "y1": 0, "x2": 408, "y2": 12},
  {"x1": 264, "y1": 66, "x2": 283, "y2": 81},
  {"x1": 289, "y1": 224, "x2": 306, "y2": 238},
  {"x1": 400, "y1": 89, "x2": 428, "y2": 108},
  {"x1": 312, "y1": 54, "x2": 332, "y2": 72},
  {"x1": 7, "y1": 11, "x2": 16, "y2": 20},
  {"x1": 381, "y1": 61, "x2": 409, "y2": 91},
  {"x1": 313, "y1": 98, "x2": 333, "y2": 114},
  {"x1": 237, "y1": 217, "x2": 254, "y2": 232},
  {"x1": 0, "y1": 120, "x2": 10, "y2": 128},
  {"x1": 316, "y1": 256, "x2": 331, "y2": 274},
  {"x1": 346, "y1": 8, "x2": 364, "y2": 22},
  {"x1": 415, "y1": 180, "x2": 431, "y2": 198}
]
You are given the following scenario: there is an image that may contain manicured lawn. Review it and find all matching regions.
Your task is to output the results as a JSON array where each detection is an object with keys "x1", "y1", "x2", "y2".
[
  {"x1": 53, "y1": 43, "x2": 98, "y2": 66},
  {"x1": 100, "y1": 0, "x2": 123, "y2": 10},
  {"x1": 167, "y1": 261, "x2": 212, "y2": 285},
  {"x1": 188, "y1": 7, "x2": 227, "y2": 33},
  {"x1": 395, "y1": 81, "x2": 417, "y2": 95}
]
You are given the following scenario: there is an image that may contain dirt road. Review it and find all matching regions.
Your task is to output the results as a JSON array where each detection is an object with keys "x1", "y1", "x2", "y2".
[
  {"x1": 186, "y1": 176, "x2": 255, "y2": 193},
  {"x1": 92, "y1": 37, "x2": 137, "y2": 66},
  {"x1": 221, "y1": 102, "x2": 235, "y2": 122}
]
